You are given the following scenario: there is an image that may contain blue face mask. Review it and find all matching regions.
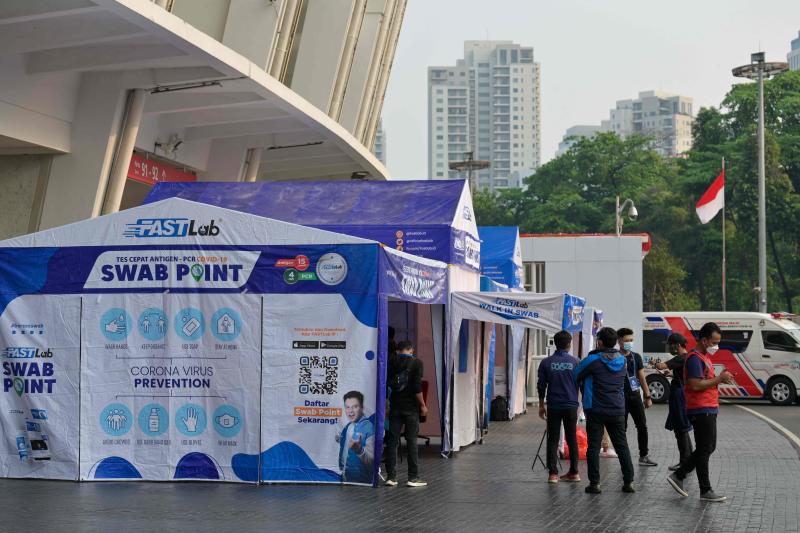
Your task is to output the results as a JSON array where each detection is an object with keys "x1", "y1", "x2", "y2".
[{"x1": 623, "y1": 341, "x2": 634, "y2": 352}]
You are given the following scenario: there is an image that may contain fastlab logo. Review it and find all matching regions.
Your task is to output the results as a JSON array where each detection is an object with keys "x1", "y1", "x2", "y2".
[
  {"x1": 124, "y1": 218, "x2": 221, "y2": 238},
  {"x1": 2, "y1": 347, "x2": 53, "y2": 359}
]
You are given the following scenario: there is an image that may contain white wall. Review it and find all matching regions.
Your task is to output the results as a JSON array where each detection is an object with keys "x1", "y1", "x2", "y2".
[{"x1": 521, "y1": 235, "x2": 645, "y2": 350}]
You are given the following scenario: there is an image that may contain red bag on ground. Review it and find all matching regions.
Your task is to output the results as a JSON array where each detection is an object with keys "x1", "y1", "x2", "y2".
[{"x1": 564, "y1": 426, "x2": 588, "y2": 460}]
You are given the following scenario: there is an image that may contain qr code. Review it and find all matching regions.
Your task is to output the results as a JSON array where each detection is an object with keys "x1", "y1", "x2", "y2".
[{"x1": 299, "y1": 356, "x2": 339, "y2": 394}]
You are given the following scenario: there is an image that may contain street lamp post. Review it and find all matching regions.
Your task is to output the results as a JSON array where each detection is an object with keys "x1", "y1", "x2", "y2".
[
  {"x1": 449, "y1": 150, "x2": 490, "y2": 191},
  {"x1": 732, "y1": 52, "x2": 789, "y2": 313}
]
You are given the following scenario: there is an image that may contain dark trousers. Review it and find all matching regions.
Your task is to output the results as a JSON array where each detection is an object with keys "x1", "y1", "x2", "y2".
[
  {"x1": 674, "y1": 430, "x2": 694, "y2": 464},
  {"x1": 624, "y1": 394, "x2": 649, "y2": 457},
  {"x1": 676, "y1": 413, "x2": 717, "y2": 493},
  {"x1": 586, "y1": 413, "x2": 635, "y2": 485},
  {"x1": 385, "y1": 410, "x2": 420, "y2": 479},
  {"x1": 546, "y1": 407, "x2": 578, "y2": 475}
]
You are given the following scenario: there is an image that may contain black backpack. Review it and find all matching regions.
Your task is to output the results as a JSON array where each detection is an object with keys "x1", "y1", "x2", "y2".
[
  {"x1": 388, "y1": 356, "x2": 414, "y2": 394},
  {"x1": 490, "y1": 396, "x2": 510, "y2": 421}
]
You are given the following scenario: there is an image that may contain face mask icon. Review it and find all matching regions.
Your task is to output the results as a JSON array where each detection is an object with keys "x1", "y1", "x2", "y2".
[{"x1": 216, "y1": 413, "x2": 239, "y2": 429}]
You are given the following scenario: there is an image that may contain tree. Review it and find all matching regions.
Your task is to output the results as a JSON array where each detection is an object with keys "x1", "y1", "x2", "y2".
[{"x1": 474, "y1": 72, "x2": 800, "y2": 312}]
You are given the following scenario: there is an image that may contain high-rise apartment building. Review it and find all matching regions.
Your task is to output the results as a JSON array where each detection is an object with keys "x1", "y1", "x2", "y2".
[
  {"x1": 558, "y1": 90, "x2": 693, "y2": 158},
  {"x1": 428, "y1": 41, "x2": 541, "y2": 190},
  {"x1": 789, "y1": 31, "x2": 800, "y2": 71}
]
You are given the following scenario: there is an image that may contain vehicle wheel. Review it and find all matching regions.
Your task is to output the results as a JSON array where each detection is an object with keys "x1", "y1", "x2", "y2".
[
  {"x1": 646, "y1": 374, "x2": 670, "y2": 404},
  {"x1": 767, "y1": 377, "x2": 796, "y2": 406}
]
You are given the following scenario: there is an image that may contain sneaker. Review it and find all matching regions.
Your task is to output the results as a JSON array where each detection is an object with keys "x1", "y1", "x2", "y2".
[
  {"x1": 700, "y1": 490, "x2": 727, "y2": 502},
  {"x1": 668, "y1": 463, "x2": 681, "y2": 472},
  {"x1": 584, "y1": 483, "x2": 602, "y2": 494},
  {"x1": 385, "y1": 478, "x2": 397, "y2": 487},
  {"x1": 639, "y1": 456, "x2": 658, "y2": 466},
  {"x1": 667, "y1": 473, "x2": 688, "y2": 497},
  {"x1": 406, "y1": 478, "x2": 428, "y2": 487},
  {"x1": 560, "y1": 471, "x2": 581, "y2": 482},
  {"x1": 548, "y1": 473, "x2": 559, "y2": 484},
  {"x1": 600, "y1": 448, "x2": 618, "y2": 458},
  {"x1": 622, "y1": 482, "x2": 636, "y2": 493}
]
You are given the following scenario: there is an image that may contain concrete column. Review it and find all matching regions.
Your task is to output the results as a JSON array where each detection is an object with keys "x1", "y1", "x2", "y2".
[
  {"x1": 354, "y1": 0, "x2": 395, "y2": 140},
  {"x1": 102, "y1": 89, "x2": 147, "y2": 215},
  {"x1": 328, "y1": 0, "x2": 367, "y2": 121},
  {"x1": 39, "y1": 73, "x2": 128, "y2": 229},
  {"x1": 363, "y1": 0, "x2": 405, "y2": 149},
  {"x1": 242, "y1": 147, "x2": 263, "y2": 182},
  {"x1": 201, "y1": 137, "x2": 250, "y2": 181}
]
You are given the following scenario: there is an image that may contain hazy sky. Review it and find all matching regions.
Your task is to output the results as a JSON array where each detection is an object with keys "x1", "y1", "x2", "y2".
[{"x1": 381, "y1": 0, "x2": 800, "y2": 178}]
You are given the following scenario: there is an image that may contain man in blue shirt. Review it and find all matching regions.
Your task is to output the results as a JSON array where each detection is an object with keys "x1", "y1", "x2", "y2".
[
  {"x1": 336, "y1": 390, "x2": 375, "y2": 484},
  {"x1": 538, "y1": 330, "x2": 581, "y2": 483},
  {"x1": 574, "y1": 327, "x2": 635, "y2": 494}
]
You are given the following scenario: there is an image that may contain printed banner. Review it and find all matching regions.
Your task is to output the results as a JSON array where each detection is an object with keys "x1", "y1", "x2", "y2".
[
  {"x1": 260, "y1": 294, "x2": 378, "y2": 485},
  {"x1": 79, "y1": 293, "x2": 261, "y2": 482},
  {"x1": 0, "y1": 295, "x2": 80, "y2": 479},
  {"x1": 380, "y1": 248, "x2": 447, "y2": 304}
]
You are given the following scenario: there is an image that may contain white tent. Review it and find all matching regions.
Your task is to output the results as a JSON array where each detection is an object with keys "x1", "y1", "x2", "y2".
[{"x1": 444, "y1": 291, "x2": 586, "y2": 452}]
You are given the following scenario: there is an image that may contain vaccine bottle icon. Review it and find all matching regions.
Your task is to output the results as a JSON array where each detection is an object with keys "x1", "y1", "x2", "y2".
[{"x1": 148, "y1": 408, "x2": 159, "y2": 432}]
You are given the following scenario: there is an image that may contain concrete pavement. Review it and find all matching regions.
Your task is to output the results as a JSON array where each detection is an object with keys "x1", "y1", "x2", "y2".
[{"x1": 0, "y1": 404, "x2": 797, "y2": 532}]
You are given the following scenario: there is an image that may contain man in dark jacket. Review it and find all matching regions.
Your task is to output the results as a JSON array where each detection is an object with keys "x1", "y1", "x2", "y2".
[
  {"x1": 573, "y1": 327, "x2": 635, "y2": 494},
  {"x1": 385, "y1": 340, "x2": 428, "y2": 487},
  {"x1": 538, "y1": 330, "x2": 581, "y2": 483}
]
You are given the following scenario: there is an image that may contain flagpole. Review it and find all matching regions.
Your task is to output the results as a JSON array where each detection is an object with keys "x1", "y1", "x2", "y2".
[{"x1": 722, "y1": 157, "x2": 727, "y2": 311}]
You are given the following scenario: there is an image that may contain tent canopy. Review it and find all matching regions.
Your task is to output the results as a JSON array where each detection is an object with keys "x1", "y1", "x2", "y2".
[
  {"x1": 443, "y1": 291, "x2": 586, "y2": 452},
  {"x1": 144, "y1": 180, "x2": 480, "y2": 270},
  {"x1": 478, "y1": 226, "x2": 523, "y2": 290}
]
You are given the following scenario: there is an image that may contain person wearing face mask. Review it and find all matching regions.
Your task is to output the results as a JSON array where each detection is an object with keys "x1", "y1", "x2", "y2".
[
  {"x1": 616, "y1": 328, "x2": 657, "y2": 467},
  {"x1": 654, "y1": 333, "x2": 694, "y2": 470},
  {"x1": 667, "y1": 322, "x2": 733, "y2": 503}
]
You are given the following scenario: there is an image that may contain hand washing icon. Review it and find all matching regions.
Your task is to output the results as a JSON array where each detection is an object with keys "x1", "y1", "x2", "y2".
[{"x1": 216, "y1": 414, "x2": 239, "y2": 429}]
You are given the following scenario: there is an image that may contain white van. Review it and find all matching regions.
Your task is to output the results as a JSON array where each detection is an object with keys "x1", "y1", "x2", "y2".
[{"x1": 641, "y1": 312, "x2": 800, "y2": 406}]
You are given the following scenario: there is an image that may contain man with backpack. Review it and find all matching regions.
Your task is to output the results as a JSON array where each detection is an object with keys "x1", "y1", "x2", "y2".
[
  {"x1": 537, "y1": 330, "x2": 581, "y2": 483},
  {"x1": 385, "y1": 340, "x2": 428, "y2": 487}
]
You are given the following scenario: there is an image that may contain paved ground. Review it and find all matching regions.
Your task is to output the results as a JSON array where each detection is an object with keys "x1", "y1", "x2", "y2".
[
  {"x1": 735, "y1": 400, "x2": 800, "y2": 436},
  {"x1": 1, "y1": 404, "x2": 798, "y2": 532}
]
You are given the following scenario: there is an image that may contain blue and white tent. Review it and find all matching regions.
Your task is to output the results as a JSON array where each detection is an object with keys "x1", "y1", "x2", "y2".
[
  {"x1": 145, "y1": 180, "x2": 480, "y2": 271},
  {"x1": 145, "y1": 180, "x2": 489, "y2": 452},
  {"x1": 0, "y1": 198, "x2": 447, "y2": 486}
]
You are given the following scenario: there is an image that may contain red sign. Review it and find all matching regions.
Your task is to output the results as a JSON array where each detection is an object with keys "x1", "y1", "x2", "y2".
[
  {"x1": 127, "y1": 153, "x2": 196, "y2": 186},
  {"x1": 275, "y1": 255, "x2": 310, "y2": 271}
]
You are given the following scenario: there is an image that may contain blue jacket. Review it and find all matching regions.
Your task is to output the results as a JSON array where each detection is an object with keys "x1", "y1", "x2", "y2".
[
  {"x1": 338, "y1": 415, "x2": 374, "y2": 484},
  {"x1": 573, "y1": 348, "x2": 627, "y2": 416},
  {"x1": 537, "y1": 350, "x2": 580, "y2": 409}
]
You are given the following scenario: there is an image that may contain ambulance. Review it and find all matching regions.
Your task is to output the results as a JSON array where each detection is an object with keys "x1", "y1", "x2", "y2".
[{"x1": 641, "y1": 312, "x2": 800, "y2": 406}]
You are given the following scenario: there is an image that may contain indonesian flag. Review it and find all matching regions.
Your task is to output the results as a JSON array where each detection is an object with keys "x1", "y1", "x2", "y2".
[{"x1": 695, "y1": 169, "x2": 725, "y2": 224}]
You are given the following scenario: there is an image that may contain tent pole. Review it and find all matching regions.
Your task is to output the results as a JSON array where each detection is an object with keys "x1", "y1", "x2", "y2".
[{"x1": 478, "y1": 322, "x2": 486, "y2": 442}]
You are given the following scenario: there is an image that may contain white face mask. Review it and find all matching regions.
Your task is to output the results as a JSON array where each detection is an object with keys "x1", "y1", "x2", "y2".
[{"x1": 706, "y1": 345, "x2": 719, "y2": 355}]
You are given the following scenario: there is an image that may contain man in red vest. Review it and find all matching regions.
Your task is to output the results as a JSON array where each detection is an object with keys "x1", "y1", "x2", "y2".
[{"x1": 667, "y1": 322, "x2": 733, "y2": 502}]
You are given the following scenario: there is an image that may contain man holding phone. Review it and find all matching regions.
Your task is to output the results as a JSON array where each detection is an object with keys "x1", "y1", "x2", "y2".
[{"x1": 667, "y1": 322, "x2": 733, "y2": 502}]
